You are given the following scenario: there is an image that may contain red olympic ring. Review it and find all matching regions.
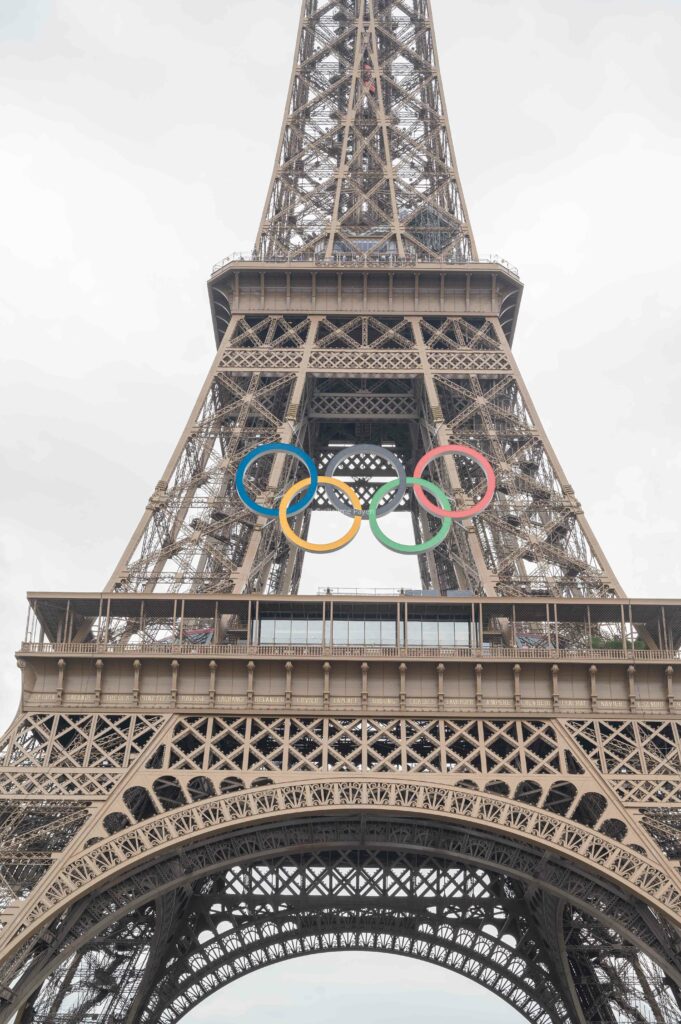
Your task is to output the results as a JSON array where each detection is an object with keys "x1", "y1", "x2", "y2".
[{"x1": 413, "y1": 444, "x2": 496, "y2": 520}]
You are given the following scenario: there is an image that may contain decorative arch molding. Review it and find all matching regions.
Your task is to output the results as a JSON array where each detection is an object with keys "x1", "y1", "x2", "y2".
[
  {"x1": 8, "y1": 777, "x2": 681, "y2": 955},
  {"x1": 1, "y1": 788, "x2": 681, "y2": 1023},
  {"x1": 3, "y1": 816, "x2": 680, "y2": 1024}
]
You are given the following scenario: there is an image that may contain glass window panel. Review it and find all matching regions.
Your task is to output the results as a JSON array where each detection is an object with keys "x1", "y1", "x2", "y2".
[
  {"x1": 273, "y1": 620, "x2": 291, "y2": 643},
  {"x1": 290, "y1": 620, "x2": 308, "y2": 643},
  {"x1": 407, "y1": 622, "x2": 423, "y2": 646},
  {"x1": 308, "y1": 620, "x2": 323, "y2": 644},
  {"x1": 348, "y1": 621, "x2": 365, "y2": 644},
  {"x1": 421, "y1": 622, "x2": 439, "y2": 645},
  {"x1": 259, "y1": 620, "x2": 274, "y2": 644},
  {"x1": 333, "y1": 621, "x2": 350, "y2": 646},
  {"x1": 380, "y1": 621, "x2": 397, "y2": 646},
  {"x1": 455, "y1": 622, "x2": 471, "y2": 646},
  {"x1": 365, "y1": 621, "x2": 381, "y2": 645},
  {"x1": 439, "y1": 621, "x2": 456, "y2": 646}
]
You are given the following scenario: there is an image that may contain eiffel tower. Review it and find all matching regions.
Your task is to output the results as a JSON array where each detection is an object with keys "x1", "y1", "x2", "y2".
[{"x1": 2, "y1": 2, "x2": 681, "y2": 1021}]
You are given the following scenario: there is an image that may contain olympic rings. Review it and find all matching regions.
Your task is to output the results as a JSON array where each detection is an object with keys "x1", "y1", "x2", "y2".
[
  {"x1": 236, "y1": 443, "x2": 318, "y2": 519},
  {"x1": 413, "y1": 444, "x2": 496, "y2": 520},
  {"x1": 325, "y1": 444, "x2": 408, "y2": 520},
  {"x1": 279, "y1": 476, "x2": 362, "y2": 553},
  {"x1": 369, "y1": 478, "x2": 453, "y2": 554},
  {"x1": 235, "y1": 441, "x2": 496, "y2": 555}
]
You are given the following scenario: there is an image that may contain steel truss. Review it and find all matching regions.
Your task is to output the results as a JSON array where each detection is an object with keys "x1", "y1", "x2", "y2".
[
  {"x1": 5, "y1": 817, "x2": 681, "y2": 1024},
  {"x1": 107, "y1": 311, "x2": 620, "y2": 597},
  {"x1": 256, "y1": 0, "x2": 476, "y2": 262}
]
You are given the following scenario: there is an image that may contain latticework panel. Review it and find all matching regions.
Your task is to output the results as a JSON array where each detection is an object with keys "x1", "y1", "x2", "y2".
[
  {"x1": 145, "y1": 715, "x2": 584, "y2": 776},
  {"x1": 567, "y1": 719, "x2": 681, "y2": 778},
  {"x1": 256, "y1": 0, "x2": 475, "y2": 262},
  {"x1": 0, "y1": 713, "x2": 163, "y2": 915},
  {"x1": 109, "y1": 315, "x2": 314, "y2": 594},
  {"x1": 419, "y1": 317, "x2": 616, "y2": 598},
  {"x1": 108, "y1": 306, "x2": 620, "y2": 598},
  {"x1": 0, "y1": 713, "x2": 162, "y2": 771}
]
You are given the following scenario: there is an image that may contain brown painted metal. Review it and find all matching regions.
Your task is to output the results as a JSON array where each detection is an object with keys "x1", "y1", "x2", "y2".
[{"x1": 1, "y1": 2, "x2": 679, "y2": 1022}]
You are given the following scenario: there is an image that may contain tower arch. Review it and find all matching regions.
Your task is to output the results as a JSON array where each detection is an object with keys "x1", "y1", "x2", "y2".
[{"x1": 4, "y1": 795, "x2": 681, "y2": 1023}]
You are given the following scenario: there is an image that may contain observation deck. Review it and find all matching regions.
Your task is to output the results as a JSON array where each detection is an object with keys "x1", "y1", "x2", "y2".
[
  {"x1": 18, "y1": 593, "x2": 681, "y2": 719},
  {"x1": 208, "y1": 252, "x2": 523, "y2": 347}
]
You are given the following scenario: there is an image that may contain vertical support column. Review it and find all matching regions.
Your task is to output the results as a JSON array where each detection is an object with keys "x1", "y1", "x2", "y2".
[
  {"x1": 475, "y1": 663, "x2": 483, "y2": 710},
  {"x1": 233, "y1": 316, "x2": 321, "y2": 595},
  {"x1": 323, "y1": 662, "x2": 331, "y2": 709},
  {"x1": 628, "y1": 665, "x2": 637, "y2": 713},
  {"x1": 247, "y1": 661, "x2": 255, "y2": 708},
  {"x1": 361, "y1": 663, "x2": 369, "y2": 711},
  {"x1": 513, "y1": 664, "x2": 521, "y2": 710},
  {"x1": 57, "y1": 660, "x2": 66, "y2": 705},
  {"x1": 552, "y1": 664, "x2": 560, "y2": 712},
  {"x1": 489, "y1": 318, "x2": 624, "y2": 597},
  {"x1": 133, "y1": 660, "x2": 141, "y2": 706},
  {"x1": 94, "y1": 660, "x2": 103, "y2": 706},
  {"x1": 285, "y1": 662, "x2": 293, "y2": 708},
  {"x1": 589, "y1": 665, "x2": 598, "y2": 712},
  {"x1": 411, "y1": 317, "x2": 495, "y2": 595}
]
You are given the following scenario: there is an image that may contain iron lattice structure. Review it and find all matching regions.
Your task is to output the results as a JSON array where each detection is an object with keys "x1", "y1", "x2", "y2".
[
  {"x1": 2, "y1": 2, "x2": 680, "y2": 1023},
  {"x1": 256, "y1": 0, "x2": 476, "y2": 262}
]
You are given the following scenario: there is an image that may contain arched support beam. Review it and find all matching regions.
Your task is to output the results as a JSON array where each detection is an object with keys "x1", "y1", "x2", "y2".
[{"x1": 2, "y1": 811, "x2": 681, "y2": 1023}]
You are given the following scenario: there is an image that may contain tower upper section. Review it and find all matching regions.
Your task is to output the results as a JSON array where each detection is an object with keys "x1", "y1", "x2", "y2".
[{"x1": 256, "y1": 0, "x2": 477, "y2": 264}]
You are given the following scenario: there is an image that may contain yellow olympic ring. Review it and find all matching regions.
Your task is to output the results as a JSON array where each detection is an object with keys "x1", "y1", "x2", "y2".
[{"x1": 279, "y1": 476, "x2": 362, "y2": 553}]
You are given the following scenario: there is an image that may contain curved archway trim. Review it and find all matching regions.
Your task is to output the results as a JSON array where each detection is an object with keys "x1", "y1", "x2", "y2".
[{"x1": 5, "y1": 777, "x2": 681, "y2": 968}]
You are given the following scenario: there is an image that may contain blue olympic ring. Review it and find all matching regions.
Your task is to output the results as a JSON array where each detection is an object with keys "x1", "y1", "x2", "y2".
[{"x1": 235, "y1": 443, "x2": 318, "y2": 519}]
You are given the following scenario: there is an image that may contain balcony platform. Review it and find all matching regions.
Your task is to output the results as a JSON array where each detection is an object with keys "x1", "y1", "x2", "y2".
[{"x1": 15, "y1": 593, "x2": 681, "y2": 719}]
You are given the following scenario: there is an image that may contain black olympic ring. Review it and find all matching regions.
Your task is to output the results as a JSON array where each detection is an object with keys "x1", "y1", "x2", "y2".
[{"x1": 324, "y1": 444, "x2": 408, "y2": 520}]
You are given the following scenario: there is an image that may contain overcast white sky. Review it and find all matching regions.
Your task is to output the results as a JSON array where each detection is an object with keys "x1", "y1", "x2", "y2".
[{"x1": 1, "y1": 0, "x2": 680, "y2": 1019}]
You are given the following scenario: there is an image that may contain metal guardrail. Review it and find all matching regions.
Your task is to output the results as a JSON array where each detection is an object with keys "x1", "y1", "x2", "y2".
[
  {"x1": 317, "y1": 587, "x2": 412, "y2": 596},
  {"x1": 211, "y1": 251, "x2": 520, "y2": 278},
  {"x1": 20, "y1": 641, "x2": 681, "y2": 662}
]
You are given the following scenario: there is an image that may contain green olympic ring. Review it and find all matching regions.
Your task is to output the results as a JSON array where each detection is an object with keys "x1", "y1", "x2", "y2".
[{"x1": 369, "y1": 477, "x2": 452, "y2": 555}]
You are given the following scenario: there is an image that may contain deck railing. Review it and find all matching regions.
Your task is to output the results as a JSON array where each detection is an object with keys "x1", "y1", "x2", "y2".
[
  {"x1": 212, "y1": 251, "x2": 520, "y2": 278},
  {"x1": 19, "y1": 641, "x2": 680, "y2": 662}
]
